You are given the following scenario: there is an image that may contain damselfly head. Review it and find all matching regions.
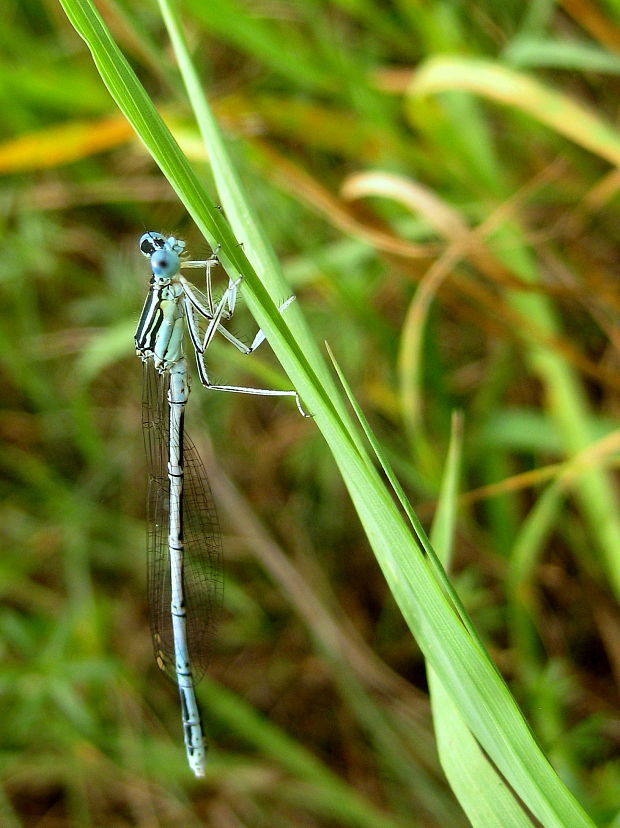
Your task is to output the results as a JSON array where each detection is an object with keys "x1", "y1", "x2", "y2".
[{"x1": 139, "y1": 231, "x2": 183, "y2": 281}]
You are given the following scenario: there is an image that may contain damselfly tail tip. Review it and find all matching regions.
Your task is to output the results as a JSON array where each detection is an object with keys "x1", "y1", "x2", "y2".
[{"x1": 190, "y1": 753, "x2": 207, "y2": 778}]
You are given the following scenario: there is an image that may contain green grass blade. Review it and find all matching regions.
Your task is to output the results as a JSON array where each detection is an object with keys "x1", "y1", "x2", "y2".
[
  {"x1": 327, "y1": 347, "x2": 541, "y2": 823},
  {"x1": 325, "y1": 343, "x2": 483, "y2": 649},
  {"x1": 157, "y1": 0, "x2": 353, "y2": 429},
  {"x1": 323, "y1": 347, "x2": 593, "y2": 826},
  {"x1": 428, "y1": 416, "x2": 534, "y2": 827},
  {"x1": 504, "y1": 37, "x2": 620, "y2": 73},
  {"x1": 409, "y1": 56, "x2": 620, "y2": 167}
]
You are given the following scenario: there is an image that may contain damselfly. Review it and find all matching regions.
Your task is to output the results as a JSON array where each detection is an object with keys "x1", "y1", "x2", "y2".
[{"x1": 135, "y1": 230, "x2": 305, "y2": 776}]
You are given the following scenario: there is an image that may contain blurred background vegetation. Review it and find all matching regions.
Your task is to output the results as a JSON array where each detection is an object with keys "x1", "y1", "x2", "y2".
[{"x1": 2, "y1": 0, "x2": 620, "y2": 825}]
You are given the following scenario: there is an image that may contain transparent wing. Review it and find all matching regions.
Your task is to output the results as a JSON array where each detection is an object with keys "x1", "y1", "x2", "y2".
[{"x1": 142, "y1": 362, "x2": 223, "y2": 683}]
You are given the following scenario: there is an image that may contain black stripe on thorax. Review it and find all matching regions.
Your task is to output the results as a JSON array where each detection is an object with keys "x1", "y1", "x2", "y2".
[{"x1": 135, "y1": 281, "x2": 164, "y2": 352}]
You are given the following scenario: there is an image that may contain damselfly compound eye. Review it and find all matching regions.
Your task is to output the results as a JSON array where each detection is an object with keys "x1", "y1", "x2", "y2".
[
  {"x1": 150, "y1": 248, "x2": 180, "y2": 278},
  {"x1": 139, "y1": 230, "x2": 167, "y2": 257}
]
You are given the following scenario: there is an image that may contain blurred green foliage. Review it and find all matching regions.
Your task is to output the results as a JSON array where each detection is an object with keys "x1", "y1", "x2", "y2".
[{"x1": 1, "y1": 0, "x2": 620, "y2": 825}]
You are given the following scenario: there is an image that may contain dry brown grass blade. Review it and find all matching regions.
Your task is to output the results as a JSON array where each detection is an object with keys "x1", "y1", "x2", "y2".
[
  {"x1": 560, "y1": 0, "x2": 620, "y2": 54},
  {"x1": 0, "y1": 116, "x2": 133, "y2": 172},
  {"x1": 426, "y1": 428, "x2": 620, "y2": 514},
  {"x1": 250, "y1": 140, "x2": 439, "y2": 259}
]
